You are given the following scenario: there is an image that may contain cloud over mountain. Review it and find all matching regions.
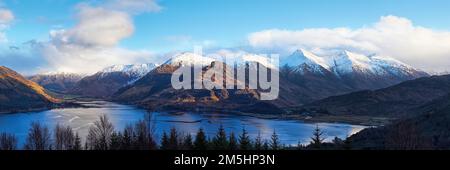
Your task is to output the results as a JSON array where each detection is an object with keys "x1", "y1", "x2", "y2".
[
  {"x1": 248, "y1": 16, "x2": 450, "y2": 72},
  {"x1": 37, "y1": 0, "x2": 161, "y2": 74}
]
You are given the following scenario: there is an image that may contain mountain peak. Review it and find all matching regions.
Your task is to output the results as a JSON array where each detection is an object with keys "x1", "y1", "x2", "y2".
[
  {"x1": 333, "y1": 51, "x2": 374, "y2": 74},
  {"x1": 100, "y1": 63, "x2": 158, "y2": 78},
  {"x1": 164, "y1": 52, "x2": 215, "y2": 66},
  {"x1": 283, "y1": 49, "x2": 331, "y2": 73}
]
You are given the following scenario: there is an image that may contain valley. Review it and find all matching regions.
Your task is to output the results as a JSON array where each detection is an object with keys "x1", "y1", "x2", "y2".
[{"x1": 0, "y1": 49, "x2": 445, "y2": 149}]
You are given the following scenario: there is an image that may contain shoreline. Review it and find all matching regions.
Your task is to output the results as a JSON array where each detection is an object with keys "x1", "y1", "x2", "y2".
[
  {"x1": 147, "y1": 105, "x2": 390, "y2": 126},
  {"x1": 168, "y1": 110, "x2": 390, "y2": 127},
  {"x1": 1, "y1": 98, "x2": 390, "y2": 127}
]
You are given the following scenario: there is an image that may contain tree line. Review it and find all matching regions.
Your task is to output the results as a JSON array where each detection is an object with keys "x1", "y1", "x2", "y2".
[{"x1": 0, "y1": 115, "x2": 345, "y2": 150}]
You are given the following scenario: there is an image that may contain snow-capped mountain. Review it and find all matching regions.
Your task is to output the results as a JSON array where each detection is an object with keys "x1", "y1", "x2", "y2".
[
  {"x1": 100, "y1": 63, "x2": 158, "y2": 79},
  {"x1": 369, "y1": 55, "x2": 427, "y2": 78},
  {"x1": 69, "y1": 63, "x2": 158, "y2": 98},
  {"x1": 164, "y1": 52, "x2": 216, "y2": 66},
  {"x1": 282, "y1": 49, "x2": 428, "y2": 90},
  {"x1": 164, "y1": 52, "x2": 279, "y2": 69},
  {"x1": 282, "y1": 49, "x2": 331, "y2": 74},
  {"x1": 331, "y1": 51, "x2": 374, "y2": 75},
  {"x1": 330, "y1": 50, "x2": 429, "y2": 79},
  {"x1": 283, "y1": 49, "x2": 428, "y2": 78}
]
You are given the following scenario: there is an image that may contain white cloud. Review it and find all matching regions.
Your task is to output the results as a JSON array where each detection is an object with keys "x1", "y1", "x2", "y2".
[
  {"x1": 0, "y1": 8, "x2": 13, "y2": 24},
  {"x1": 52, "y1": 5, "x2": 134, "y2": 47},
  {"x1": 248, "y1": 16, "x2": 450, "y2": 72},
  {"x1": 0, "y1": 8, "x2": 13, "y2": 43},
  {"x1": 38, "y1": 42, "x2": 154, "y2": 74},
  {"x1": 37, "y1": 1, "x2": 161, "y2": 74}
]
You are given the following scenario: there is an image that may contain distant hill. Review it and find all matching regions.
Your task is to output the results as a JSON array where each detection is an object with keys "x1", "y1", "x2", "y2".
[
  {"x1": 0, "y1": 66, "x2": 60, "y2": 113},
  {"x1": 301, "y1": 74, "x2": 450, "y2": 118},
  {"x1": 28, "y1": 73, "x2": 84, "y2": 93},
  {"x1": 348, "y1": 93, "x2": 450, "y2": 149}
]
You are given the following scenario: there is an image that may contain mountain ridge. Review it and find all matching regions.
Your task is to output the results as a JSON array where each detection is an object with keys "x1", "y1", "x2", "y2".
[
  {"x1": 28, "y1": 72, "x2": 84, "y2": 93},
  {"x1": 69, "y1": 63, "x2": 158, "y2": 98},
  {"x1": 0, "y1": 66, "x2": 60, "y2": 113}
]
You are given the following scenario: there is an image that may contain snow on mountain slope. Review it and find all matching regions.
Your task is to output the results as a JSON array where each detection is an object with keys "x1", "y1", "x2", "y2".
[
  {"x1": 164, "y1": 52, "x2": 216, "y2": 66},
  {"x1": 331, "y1": 51, "x2": 375, "y2": 75},
  {"x1": 370, "y1": 55, "x2": 427, "y2": 77},
  {"x1": 100, "y1": 63, "x2": 158, "y2": 78},
  {"x1": 283, "y1": 49, "x2": 330, "y2": 69},
  {"x1": 161, "y1": 49, "x2": 427, "y2": 79},
  {"x1": 282, "y1": 49, "x2": 331, "y2": 74},
  {"x1": 281, "y1": 49, "x2": 427, "y2": 78}
]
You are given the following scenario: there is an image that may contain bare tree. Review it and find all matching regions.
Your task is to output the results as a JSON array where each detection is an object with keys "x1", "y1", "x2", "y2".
[
  {"x1": 25, "y1": 122, "x2": 52, "y2": 150},
  {"x1": 0, "y1": 132, "x2": 17, "y2": 150},
  {"x1": 144, "y1": 112, "x2": 157, "y2": 141},
  {"x1": 134, "y1": 120, "x2": 157, "y2": 150},
  {"x1": 86, "y1": 115, "x2": 115, "y2": 150},
  {"x1": 54, "y1": 124, "x2": 76, "y2": 150}
]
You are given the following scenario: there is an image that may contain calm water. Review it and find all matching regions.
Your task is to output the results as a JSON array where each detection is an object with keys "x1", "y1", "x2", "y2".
[{"x1": 0, "y1": 101, "x2": 366, "y2": 147}]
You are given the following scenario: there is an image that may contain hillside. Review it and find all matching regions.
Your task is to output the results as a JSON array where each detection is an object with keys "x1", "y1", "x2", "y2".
[
  {"x1": 301, "y1": 75, "x2": 450, "y2": 118},
  {"x1": 28, "y1": 73, "x2": 84, "y2": 93},
  {"x1": 0, "y1": 66, "x2": 60, "y2": 113},
  {"x1": 348, "y1": 93, "x2": 450, "y2": 149}
]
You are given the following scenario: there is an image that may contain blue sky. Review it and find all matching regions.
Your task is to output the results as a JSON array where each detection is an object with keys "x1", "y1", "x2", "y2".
[
  {"x1": 5, "y1": 0, "x2": 450, "y2": 51},
  {"x1": 2, "y1": 0, "x2": 450, "y2": 74}
]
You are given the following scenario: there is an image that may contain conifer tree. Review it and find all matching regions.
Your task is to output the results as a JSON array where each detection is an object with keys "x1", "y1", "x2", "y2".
[
  {"x1": 212, "y1": 125, "x2": 228, "y2": 150},
  {"x1": 310, "y1": 125, "x2": 325, "y2": 149},
  {"x1": 228, "y1": 132, "x2": 238, "y2": 150},
  {"x1": 239, "y1": 128, "x2": 252, "y2": 150},
  {"x1": 168, "y1": 128, "x2": 179, "y2": 150},
  {"x1": 110, "y1": 132, "x2": 122, "y2": 150},
  {"x1": 122, "y1": 125, "x2": 134, "y2": 150},
  {"x1": 194, "y1": 128, "x2": 208, "y2": 150},
  {"x1": 254, "y1": 132, "x2": 263, "y2": 150},
  {"x1": 160, "y1": 131, "x2": 169, "y2": 150},
  {"x1": 270, "y1": 131, "x2": 280, "y2": 150},
  {"x1": 182, "y1": 134, "x2": 194, "y2": 150},
  {"x1": 263, "y1": 140, "x2": 270, "y2": 150},
  {"x1": 73, "y1": 133, "x2": 82, "y2": 150}
]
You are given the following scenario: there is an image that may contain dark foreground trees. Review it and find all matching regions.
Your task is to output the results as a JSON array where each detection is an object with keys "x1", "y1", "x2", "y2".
[
  {"x1": 87, "y1": 115, "x2": 157, "y2": 150},
  {"x1": 0, "y1": 132, "x2": 17, "y2": 150},
  {"x1": 54, "y1": 124, "x2": 80, "y2": 150}
]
